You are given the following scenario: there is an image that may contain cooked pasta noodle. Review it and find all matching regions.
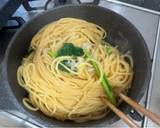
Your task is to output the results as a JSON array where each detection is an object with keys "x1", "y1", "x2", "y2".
[{"x1": 17, "y1": 18, "x2": 133, "y2": 122}]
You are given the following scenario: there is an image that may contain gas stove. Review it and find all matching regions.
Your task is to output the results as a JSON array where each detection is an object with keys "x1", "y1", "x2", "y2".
[{"x1": 0, "y1": 0, "x2": 160, "y2": 127}]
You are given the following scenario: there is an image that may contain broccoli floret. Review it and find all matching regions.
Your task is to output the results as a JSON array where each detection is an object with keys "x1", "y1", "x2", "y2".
[
  {"x1": 56, "y1": 43, "x2": 84, "y2": 57},
  {"x1": 48, "y1": 43, "x2": 84, "y2": 72}
]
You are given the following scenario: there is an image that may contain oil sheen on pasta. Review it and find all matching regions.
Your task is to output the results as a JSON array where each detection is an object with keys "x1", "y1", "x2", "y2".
[{"x1": 17, "y1": 18, "x2": 133, "y2": 122}]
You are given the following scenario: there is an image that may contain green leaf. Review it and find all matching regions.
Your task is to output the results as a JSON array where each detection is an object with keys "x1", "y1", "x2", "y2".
[
  {"x1": 105, "y1": 47, "x2": 112, "y2": 55},
  {"x1": 48, "y1": 50, "x2": 57, "y2": 58}
]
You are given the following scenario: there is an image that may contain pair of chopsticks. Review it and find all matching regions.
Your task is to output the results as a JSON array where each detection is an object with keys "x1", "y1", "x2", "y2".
[{"x1": 101, "y1": 93, "x2": 160, "y2": 128}]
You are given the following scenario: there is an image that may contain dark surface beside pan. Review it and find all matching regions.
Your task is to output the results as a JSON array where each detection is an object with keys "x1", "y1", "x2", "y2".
[
  {"x1": 0, "y1": 0, "x2": 22, "y2": 30},
  {"x1": 1, "y1": 5, "x2": 151, "y2": 127}
]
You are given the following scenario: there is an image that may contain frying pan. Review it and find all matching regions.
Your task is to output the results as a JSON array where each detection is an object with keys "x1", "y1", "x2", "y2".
[{"x1": 1, "y1": 4, "x2": 151, "y2": 127}]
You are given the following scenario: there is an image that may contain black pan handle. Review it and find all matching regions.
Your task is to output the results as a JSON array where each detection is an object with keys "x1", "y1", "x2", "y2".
[
  {"x1": 129, "y1": 109, "x2": 143, "y2": 122},
  {"x1": 77, "y1": 0, "x2": 100, "y2": 5}
]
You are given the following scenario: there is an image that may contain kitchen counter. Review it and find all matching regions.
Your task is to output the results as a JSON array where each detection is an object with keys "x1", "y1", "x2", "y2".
[
  {"x1": 144, "y1": 19, "x2": 160, "y2": 127},
  {"x1": 118, "y1": 0, "x2": 160, "y2": 12}
]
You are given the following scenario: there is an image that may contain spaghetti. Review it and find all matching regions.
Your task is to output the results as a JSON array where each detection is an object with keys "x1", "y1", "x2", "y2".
[{"x1": 17, "y1": 18, "x2": 133, "y2": 122}]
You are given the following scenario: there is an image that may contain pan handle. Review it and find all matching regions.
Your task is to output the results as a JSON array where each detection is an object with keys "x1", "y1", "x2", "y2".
[
  {"x1": 129, "y1": 109, "x2": 143, "y2": 121},
  {"x1": 77, "y1": 0, "x2": 100, "y2": 5}
]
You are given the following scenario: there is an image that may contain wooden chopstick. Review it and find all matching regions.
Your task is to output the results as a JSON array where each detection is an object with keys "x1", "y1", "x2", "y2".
[
  {"x1": 119, "y1": 93, "x2": 160, "y2": 126},
  {"x1": 101, "y1": 97, "x2": 140, "y2": 128}
]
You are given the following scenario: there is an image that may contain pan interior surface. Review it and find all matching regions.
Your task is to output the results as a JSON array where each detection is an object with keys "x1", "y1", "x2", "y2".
[{"x1": 4, "y1": 5, "x2": 151, "y2": 127}]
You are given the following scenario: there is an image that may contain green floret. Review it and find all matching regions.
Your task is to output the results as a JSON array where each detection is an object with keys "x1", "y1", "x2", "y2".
[
  {"x1": 56, "y1": 43, "x2": 84, "y2": 57},
  {"x1": 48, "y1": 43, "x2": 84, "y2": 71}
]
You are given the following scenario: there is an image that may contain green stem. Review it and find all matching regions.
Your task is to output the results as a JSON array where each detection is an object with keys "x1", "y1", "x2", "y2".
[
  {"x1": 85, "y1": 51, "x2": 116, "y2": 104},
  {"x1": 101, "y1": 74, "x2": 116, "y2": 105}
]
